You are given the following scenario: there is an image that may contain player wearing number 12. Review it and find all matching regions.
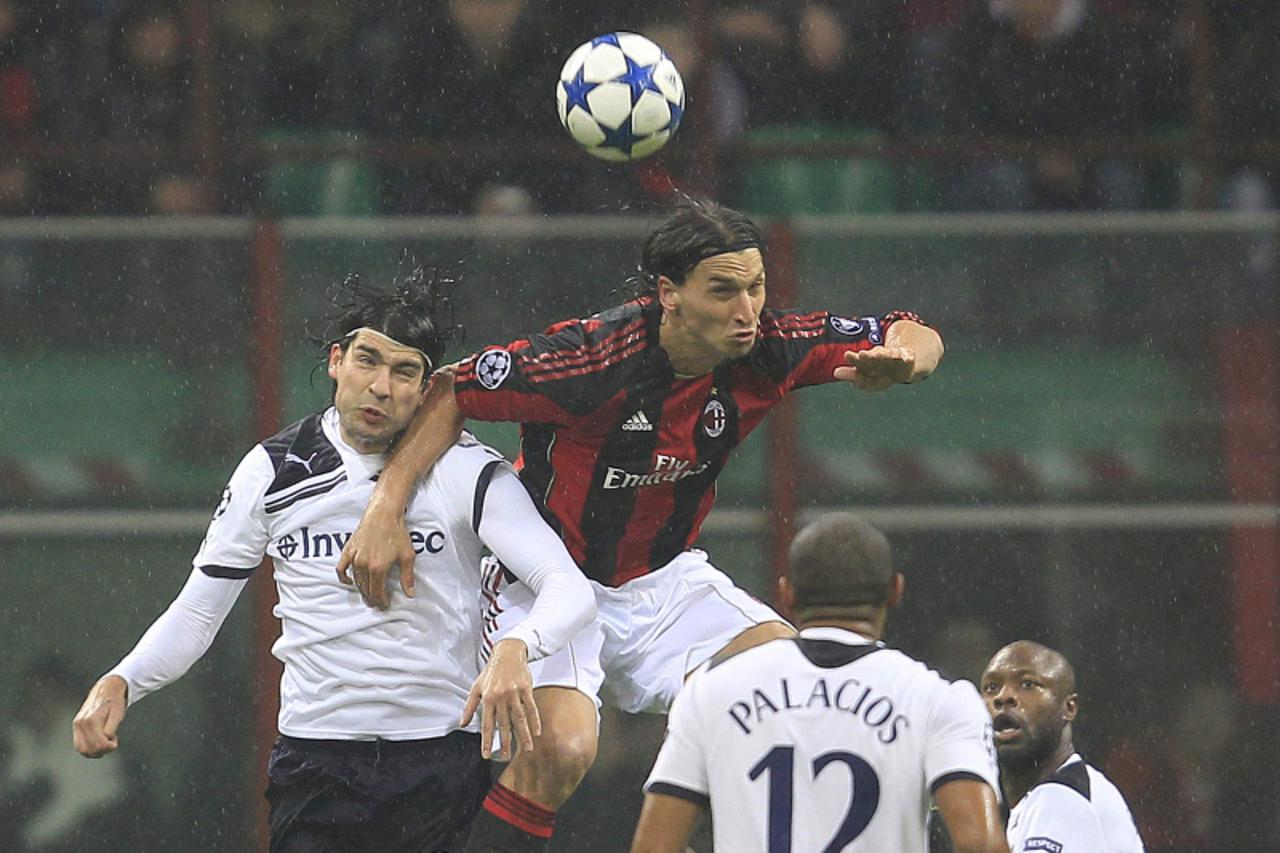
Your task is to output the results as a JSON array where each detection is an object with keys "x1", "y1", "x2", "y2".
[{"x1": 632, "y1": 514, "x2": 1008, "y2": 853}]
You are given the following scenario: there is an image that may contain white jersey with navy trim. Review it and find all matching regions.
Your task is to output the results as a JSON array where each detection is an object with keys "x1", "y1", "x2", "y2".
[
  {"x1": 1007, "y1": 754, "x2": 1144, "y2": 853},
  {"x1": 109, "y1": 407, "x2": 594, "y2": 740},
  {"x1": 644, "y1": 626, "x2": 1000, "y2": 852}
]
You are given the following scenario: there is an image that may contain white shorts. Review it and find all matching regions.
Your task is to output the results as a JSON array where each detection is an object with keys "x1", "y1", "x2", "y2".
[{"x1": 480, "y1": 549, "x2": 787, "y2": 715}]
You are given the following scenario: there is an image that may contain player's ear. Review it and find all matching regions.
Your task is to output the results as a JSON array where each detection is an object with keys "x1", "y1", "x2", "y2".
[
  {"x1": 886, "y1": 573, "x2": 905, "y2": 609},
  {"x1": 657, "y1": 275, "x2": 681, "y2": 314},
  {"x1": 327, "y1": 344, "x2": 343, "y2": 379},
  {"x1": 1062, "y1": 692, "x2": 1079, "y2": 722},
  {"x1": 776, "y1": 575, "x2": 796, "y2": 620}
]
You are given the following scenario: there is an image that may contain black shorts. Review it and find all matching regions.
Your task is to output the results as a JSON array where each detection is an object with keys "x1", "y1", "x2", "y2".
[{"x1": 266, "y1": 731, "x2": 491, "y2": 853}]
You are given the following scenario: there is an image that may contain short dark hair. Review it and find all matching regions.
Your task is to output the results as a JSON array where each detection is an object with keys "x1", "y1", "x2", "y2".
[
  {"x1": 324, "y1": 264, "x2": 460, "y2": 379},
  {"x1": 787, "y1": 513, "x2": 895, "y2": 611},
  {"x1": 636, "y1": 197, "x2": 765, "y2": 294}
]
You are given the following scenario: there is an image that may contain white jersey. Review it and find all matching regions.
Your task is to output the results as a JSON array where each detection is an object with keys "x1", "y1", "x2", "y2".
[
  {"x1": 109, "y1": 408, "x2": 594, "y2": 740},
  {"x1": 644, "y1": 626, "x2": 999, "y2": 852},
  {"x1": 1007, "y1": 754, "x2": 1144, "y2": 853}
]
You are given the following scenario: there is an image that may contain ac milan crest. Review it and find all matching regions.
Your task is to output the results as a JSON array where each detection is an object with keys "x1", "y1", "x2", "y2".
[{"x1": 702, "y1": 398, "x2": 726, "y2": 438}]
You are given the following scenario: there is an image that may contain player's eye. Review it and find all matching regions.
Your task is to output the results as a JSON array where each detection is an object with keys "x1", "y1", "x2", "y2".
[{"x1": 1021, "y1": 679, "x2": 1039, "y2": 689}]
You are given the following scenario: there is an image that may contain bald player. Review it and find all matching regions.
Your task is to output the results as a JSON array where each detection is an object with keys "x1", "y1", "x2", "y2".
[
  {"x1": 980, "y1": 642, "x2": 1144, "y2": 852},
  {"x1": 632, "y1": 513, "x2": 1007, "y2": 853}
]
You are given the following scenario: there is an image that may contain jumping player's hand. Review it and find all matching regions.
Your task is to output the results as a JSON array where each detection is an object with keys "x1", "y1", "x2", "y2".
[
  {"x1": 336, "y1": 499, "x2": 416, "y2": 610},
  {"x1": 461, "y1": 639, "x2": 540, "y2": 761},
  {"x1": 73, "y1": 675, "x2": 128, "y2": 758},
  {"x1": 834, "y1": 346, "x2": 918, "y2": 391}
]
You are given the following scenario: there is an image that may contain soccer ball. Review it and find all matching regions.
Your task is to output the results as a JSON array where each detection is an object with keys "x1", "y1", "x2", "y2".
[{"x1": 556, "y1": 32, "x2": 685, "y2": 162}]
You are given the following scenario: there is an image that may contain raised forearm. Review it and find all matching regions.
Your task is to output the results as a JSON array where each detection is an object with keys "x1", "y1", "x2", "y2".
[{"x1": 377, "y1": 370, "x2": 465, "y2": 507}]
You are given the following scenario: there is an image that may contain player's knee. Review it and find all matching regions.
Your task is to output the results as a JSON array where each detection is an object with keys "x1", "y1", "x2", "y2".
[
  {"x1": 533, "y1": 725, "x2": 597, "y2": 784},
  {"x1": 508, "y1": 726, "x2": 596, "y2": 805}
]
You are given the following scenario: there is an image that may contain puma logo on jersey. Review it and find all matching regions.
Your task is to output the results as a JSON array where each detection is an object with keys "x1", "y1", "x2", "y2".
[
  {"x1": 621, "y1": 411, "x2": 654, "y2": 432},
  {"x1": 285, "y1": 452, "x2": 319, "y2": 474}
]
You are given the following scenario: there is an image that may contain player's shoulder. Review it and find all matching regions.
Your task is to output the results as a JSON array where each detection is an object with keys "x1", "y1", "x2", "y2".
[
  {"x1": 1082, "y1": 763, "x2": 1145, "y2": 850},
  {"x1": 1043, "y1": 758, "x2": 1094, "y2": 802},
  {"x1": 703, "y1": 633, "x2": 887, "y2": 678},
  {"x1": 590, "y1": 296, "x2": 653, "y2": 327},
  {"x1": 855, "y1": 643, "x2": 970, "y2": 687},
  {"x1": 259, "y1": 411, "x2": 343, "y2": 482},
  {"x1": 256, "y1": 410, "x2": 347, "y2": 513},
  {"x1": 1079, "y1": 761, "x2": 1142, "y2": 822},
  {"x1": 210, "y1": 443, "x2": 276, "y2": 523},
  {"x1": 700, "y1": 633, "x2": 800, "y2": 677},
  {"x1": 463, "y1": 299, "x2": 654, "y2": 403},
  {"x1": 1018, "y1": 761, "x2": 1103, "y2": 825},
  {"x1": 1081, "y1": 760, "x2": 1128, "y2": 797},
  {"x1": 432, "y1": 431, "x2": 510, "y2": 483},
  {"x1": 758, "y1": 306, "x2": 831, "y2": 338},
  {"x1": 889, "y1": 647, "x2": 977, "y2": 689},
  {"x1": 863, "y1": 648, "x2": 989, "y2": 720},
  {"x1": 523, "y1": 298, "x2": 653, "y2": 355}
]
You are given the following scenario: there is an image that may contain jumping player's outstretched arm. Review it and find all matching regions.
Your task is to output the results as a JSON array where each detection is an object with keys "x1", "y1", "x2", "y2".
[
  {"x1": 77, "y1": 442, "x2": 270, "y2": 758},
  {"x1": 835, "y1": 319, "x2": 944, "y2": 391},
  {"x1": 337, "y1": 369, "x2": 465, "y2": 608},
  {"x1": 73, "y1": 571, "x2": 246, "y2": 757}
]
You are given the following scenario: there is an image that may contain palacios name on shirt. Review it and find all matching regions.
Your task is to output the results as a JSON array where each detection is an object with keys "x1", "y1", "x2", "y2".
[
  {"x1": 602, "y1": 454, "x2": 712, "y2": 490},
  {"x1": 273, "y1": 526, "x2": 446, "y2": 561},
  {"x1": 727, "y1": 676, "x2": 909, "y2": 744}
]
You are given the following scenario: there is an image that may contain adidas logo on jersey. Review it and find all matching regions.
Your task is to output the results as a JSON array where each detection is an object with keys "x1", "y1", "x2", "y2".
[{"x1": 622, "y1": 411, "x2": 654, "y2": 432}]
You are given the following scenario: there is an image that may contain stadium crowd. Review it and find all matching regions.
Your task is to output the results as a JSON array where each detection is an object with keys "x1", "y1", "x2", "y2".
[{"x1": 0, "y1": 0, "x2": 1276, "y2": 216}]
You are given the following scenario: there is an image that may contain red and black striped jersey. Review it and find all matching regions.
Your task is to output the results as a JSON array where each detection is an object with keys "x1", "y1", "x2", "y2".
[{"x1": 454, "y1": 296, "x2": 922, "y2": 586}]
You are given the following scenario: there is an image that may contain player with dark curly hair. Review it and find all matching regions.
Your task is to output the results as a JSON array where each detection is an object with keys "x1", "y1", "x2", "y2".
[
  {"x1": 339, "y1": 199, "x2": 944, "y2": 852},
  {"x1": 72, "y1": 267, "x2": 596, "y2": 852}
]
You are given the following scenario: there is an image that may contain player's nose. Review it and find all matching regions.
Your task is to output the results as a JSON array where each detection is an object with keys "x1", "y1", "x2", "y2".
[{"x1": 369, "y1": 367, "x2": 392, "y2": 397}]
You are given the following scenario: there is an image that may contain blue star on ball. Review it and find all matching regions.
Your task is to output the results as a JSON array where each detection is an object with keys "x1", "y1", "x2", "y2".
[
  {"x1": 561, "y1": 67, "x2": 597, "y2": 117},
  {"x1": 617, "y1": 55, "x2": 658, "y2": 105},
  {"x1": 599, "y1": 117, "x2": 637, "y2": 158}
]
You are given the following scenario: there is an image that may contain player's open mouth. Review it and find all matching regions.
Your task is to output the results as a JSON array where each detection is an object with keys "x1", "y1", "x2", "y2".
[
  {"x1": 359, "y1": 407, "x2": 386, "y2": 424},
  {"x1": 992, "y1": 712, "x2": 1023, "y2": 743}
]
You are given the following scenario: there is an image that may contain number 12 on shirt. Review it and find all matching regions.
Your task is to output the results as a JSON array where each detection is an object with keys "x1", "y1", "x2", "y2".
[{"x1": 749, "y1": 745, "x2": 882, "y2": 852}]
